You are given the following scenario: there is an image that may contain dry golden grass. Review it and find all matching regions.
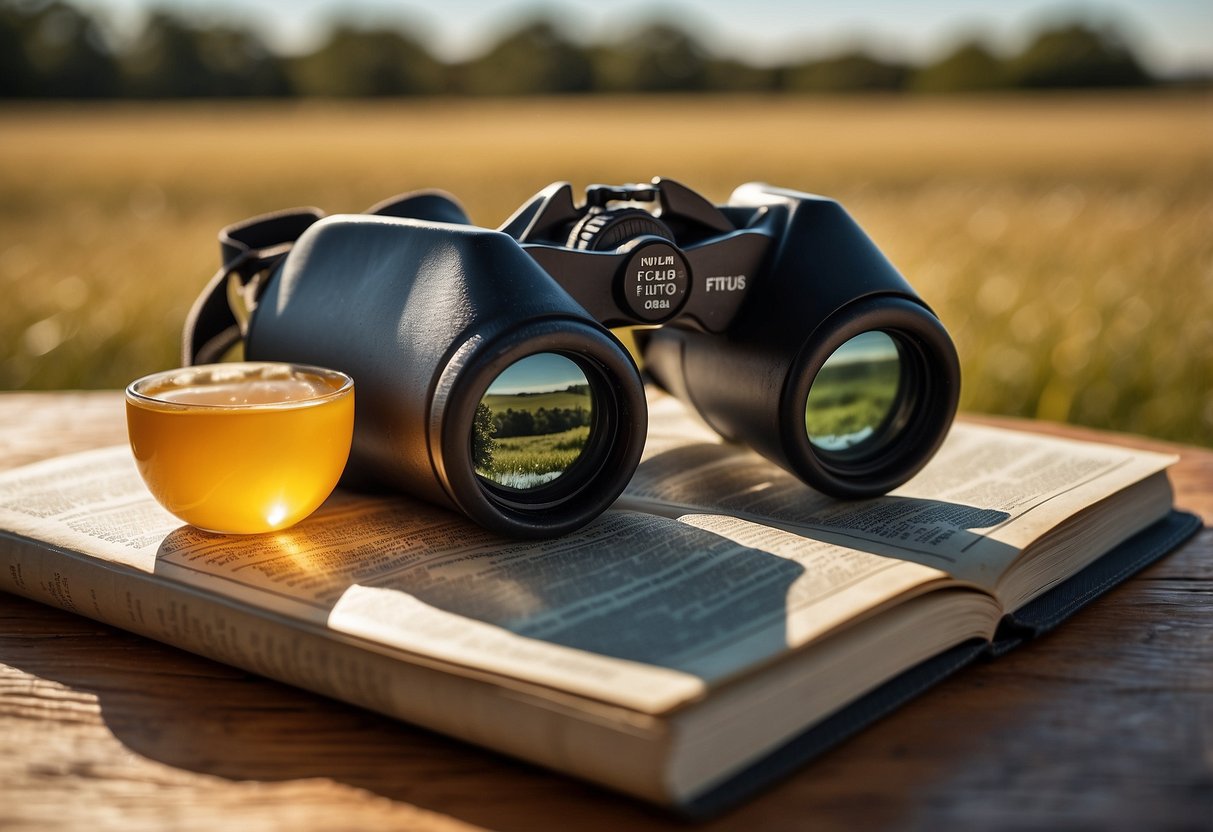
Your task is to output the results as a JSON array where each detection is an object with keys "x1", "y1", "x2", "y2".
[{"x1": 1, "y1": 93, "x2": 1210, "y2": 444}]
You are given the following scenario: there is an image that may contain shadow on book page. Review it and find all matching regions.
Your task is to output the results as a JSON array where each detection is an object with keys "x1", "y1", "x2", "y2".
[
  {"x1": 625, "y1": 441, "x2": 1015, "y2": 585},
  {"x1": 153, "y1": 500, "x2": 822, "y2": 711},
  {"x1": 131, "y1": 415, "x2": 1032, "y2": 713}
]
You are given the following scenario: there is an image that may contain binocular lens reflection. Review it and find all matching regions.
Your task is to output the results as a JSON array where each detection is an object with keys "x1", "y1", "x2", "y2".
[
  {"x1": 474, "y1": 353, "x2": 595, "y2": 490},
  {"x1": 805, "y1": 330, "x2": 902, "y2": 455}
]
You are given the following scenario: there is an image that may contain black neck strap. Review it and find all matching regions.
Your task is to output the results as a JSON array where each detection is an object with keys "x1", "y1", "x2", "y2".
[{"x1": 183, "y1": 208, "x2": 324, "y2": 365}]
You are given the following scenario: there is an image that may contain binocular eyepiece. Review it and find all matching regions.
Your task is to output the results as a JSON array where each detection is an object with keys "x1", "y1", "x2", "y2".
[{"x1": 185, "y1": 178, "x2": 960, "y2": 538}]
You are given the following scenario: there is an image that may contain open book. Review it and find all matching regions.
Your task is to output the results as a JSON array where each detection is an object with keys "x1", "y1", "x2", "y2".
[{"x1": 0, "y1": 390, "x2": 1198, "y2": 815}]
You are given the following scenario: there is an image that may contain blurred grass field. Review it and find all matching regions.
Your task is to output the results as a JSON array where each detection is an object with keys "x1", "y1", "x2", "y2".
[{"x1": 1, "y1": 93, "x2": 1210, "y2": 445}]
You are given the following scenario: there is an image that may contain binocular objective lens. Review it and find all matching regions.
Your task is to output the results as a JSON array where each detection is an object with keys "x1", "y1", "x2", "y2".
[
  {"x1": 805, "y1": 330, "x2": 903, "y2": 455},
  {"x1": 473, "y1": 353, "x2": 595, "y2": 491}
]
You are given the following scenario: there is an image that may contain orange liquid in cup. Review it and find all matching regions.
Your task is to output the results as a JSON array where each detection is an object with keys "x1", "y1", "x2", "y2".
[{"x1": 126, "y1": 362, "x2": 354, "y2": 534}]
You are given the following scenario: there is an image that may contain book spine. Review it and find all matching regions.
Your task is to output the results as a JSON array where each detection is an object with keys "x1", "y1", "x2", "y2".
[{"x1": 0, "y1": 531, "x2": 672, "y2": 804}]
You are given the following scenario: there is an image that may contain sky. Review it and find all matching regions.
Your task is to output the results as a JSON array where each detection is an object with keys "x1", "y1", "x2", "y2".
[
  {"x1": 69, "y1": 0, "x2": 1213, "y2": 76},
  {"x1": 485, "y1": 353, "x2": 588, "y2": 396},
  {"x1": 821, "y1": 331, "x2": 900, "y2": 368}
]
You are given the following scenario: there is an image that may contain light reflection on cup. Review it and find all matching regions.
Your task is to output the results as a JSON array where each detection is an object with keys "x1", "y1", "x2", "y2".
[{"x1": 125, "y1": 362, "x2": 354, "y2": 534}]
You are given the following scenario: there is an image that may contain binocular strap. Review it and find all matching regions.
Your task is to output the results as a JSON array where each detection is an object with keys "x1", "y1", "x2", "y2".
[{"x1": 183, "y1": 208, "x2": 324, "y2": 365}]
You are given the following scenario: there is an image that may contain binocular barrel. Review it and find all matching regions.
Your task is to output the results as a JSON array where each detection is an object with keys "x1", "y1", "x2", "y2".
[
  {"x1": 247, "y1": 218, "x2": 647, "y2": 537},
  {"x1": 642, "y1": 185, "x2": 961, "y2": 499}
]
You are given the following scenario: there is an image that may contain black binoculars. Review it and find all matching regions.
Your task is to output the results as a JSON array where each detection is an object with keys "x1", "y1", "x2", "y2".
[{"x1": 185, "y1": 178, "x2": 960, "y2": 538}]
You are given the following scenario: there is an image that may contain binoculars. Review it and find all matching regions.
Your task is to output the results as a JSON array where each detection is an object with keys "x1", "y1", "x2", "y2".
[{"x1": 185, "y1": 178, "x2": 960, "y2": 537}]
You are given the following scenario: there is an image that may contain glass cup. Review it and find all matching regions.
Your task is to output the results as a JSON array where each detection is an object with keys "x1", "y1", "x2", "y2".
[{"x1": 125, "y1": 362, "x2": 354, "y2": 534}]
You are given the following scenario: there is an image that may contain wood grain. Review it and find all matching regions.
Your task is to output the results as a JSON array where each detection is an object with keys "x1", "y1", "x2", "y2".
[{"x1": 0, "y1": 392, "x2": 1209, "y2": 832}]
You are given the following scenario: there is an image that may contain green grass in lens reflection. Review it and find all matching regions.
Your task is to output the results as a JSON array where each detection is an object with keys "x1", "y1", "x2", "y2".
[
  {"x1": 474, "y1": 353, "x2": 594, "y2": 489},
  {"x1": 805, "y1": 331, "x2": 901, "y2": 453}
]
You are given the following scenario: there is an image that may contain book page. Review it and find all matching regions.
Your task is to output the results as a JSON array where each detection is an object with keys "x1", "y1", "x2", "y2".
[
  {"x1": 629, "y1": 393, "x2": 1176, "y2": 591},
  {"x1": 0, "y1": 448, "x2": 181, "y2": 572},
  {"x1": 0, "y1": 445, "x2": 946, "y2": 714}
]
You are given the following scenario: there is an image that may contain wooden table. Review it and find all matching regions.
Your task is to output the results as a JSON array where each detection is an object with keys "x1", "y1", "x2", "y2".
[{"x1": 1, "y1": 392, "x2": 1209, "y2": 831}]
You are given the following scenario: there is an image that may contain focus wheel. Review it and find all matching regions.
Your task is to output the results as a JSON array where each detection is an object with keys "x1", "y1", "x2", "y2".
[{"x1": 567, "y1": 208, "x2": 674, "y2": 252}]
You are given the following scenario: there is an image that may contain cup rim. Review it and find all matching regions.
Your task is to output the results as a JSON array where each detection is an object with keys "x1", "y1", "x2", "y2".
[{"x1": 125, "y1": 361, "x2": 354, "y2": 412}]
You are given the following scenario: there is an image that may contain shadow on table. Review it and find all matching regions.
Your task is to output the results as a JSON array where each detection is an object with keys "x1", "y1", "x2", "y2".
[{"x1": 0, "y1": 590, "x2": 1068, "y2": 832}]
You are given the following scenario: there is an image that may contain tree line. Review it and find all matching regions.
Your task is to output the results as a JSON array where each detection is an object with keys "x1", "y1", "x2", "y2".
[
  {"x1": 1, "y1": 1, "x2": 1163, "y2": 99},
  {"x1": 490, "y1": 406, "x2": 592, "y2": 439},
  {"x1": 470, "y1": 401, "x2": 591, "y2": 473}
]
